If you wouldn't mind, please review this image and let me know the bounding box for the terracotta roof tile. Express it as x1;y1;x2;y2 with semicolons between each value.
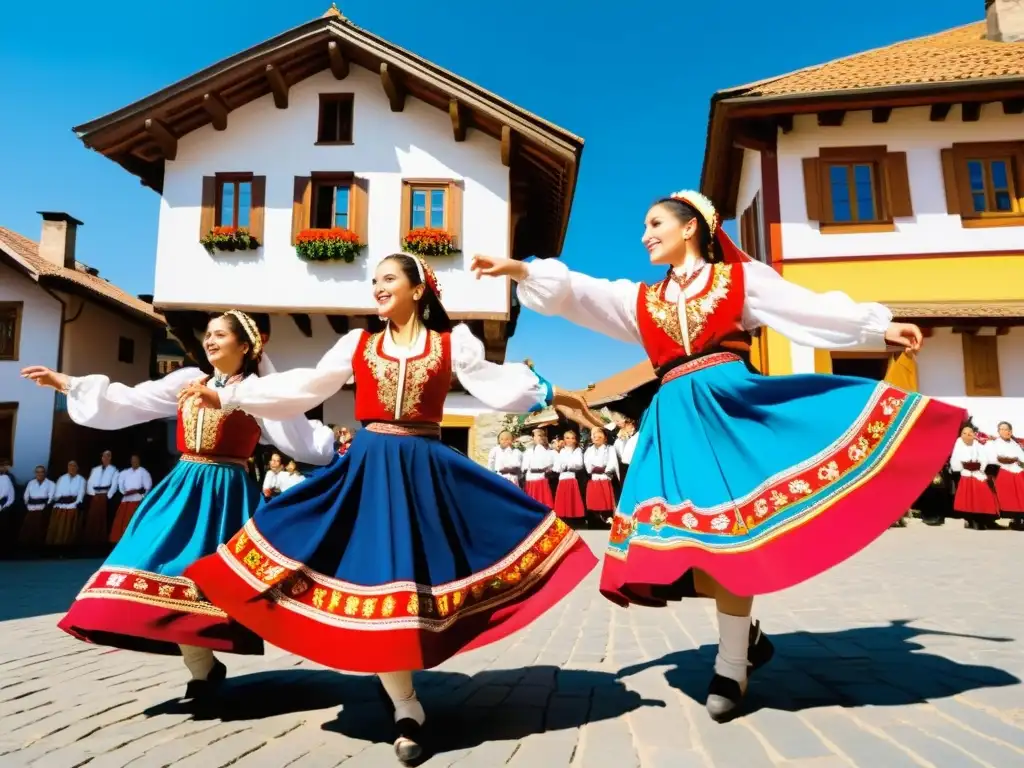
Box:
0;226;164;325
736;22;1024;97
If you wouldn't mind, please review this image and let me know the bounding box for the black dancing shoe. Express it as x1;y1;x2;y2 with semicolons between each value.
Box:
182;659;226;701
748;619;774;673
705;673;747;723
394;717;425;765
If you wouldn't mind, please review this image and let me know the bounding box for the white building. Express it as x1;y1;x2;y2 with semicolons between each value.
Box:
0;214;165;478
701;3;1024;435
71;5;583;462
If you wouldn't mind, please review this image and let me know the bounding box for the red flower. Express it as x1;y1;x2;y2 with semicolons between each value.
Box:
296;227;361;245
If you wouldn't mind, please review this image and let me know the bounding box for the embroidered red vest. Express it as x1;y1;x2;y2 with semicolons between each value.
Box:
176;377;262;459
352;329;452;423
636;262;751;371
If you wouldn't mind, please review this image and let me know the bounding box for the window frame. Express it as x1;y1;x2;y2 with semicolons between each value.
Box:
310;172;356;231
0;302;23;362
316;93;355;145
818;146;890;232
399;178;462;245
214;172;255;230
291;173;369;247
948;142;1024;228
0;402;16;466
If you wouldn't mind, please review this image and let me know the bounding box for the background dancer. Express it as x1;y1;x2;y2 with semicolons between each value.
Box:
21;311;335;700
184;254;598;765
471;189;964;722
951;424;999;530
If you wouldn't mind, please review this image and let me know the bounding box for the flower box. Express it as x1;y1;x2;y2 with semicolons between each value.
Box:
295;228;364;263
401;228;458;258
200;226;259;254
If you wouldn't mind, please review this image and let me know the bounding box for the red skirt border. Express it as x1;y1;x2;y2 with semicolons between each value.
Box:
953;476;999;516
994;470;1024;513
57;566;263;655
554;479;585;519
185;512;596;672
524;478;554;507
586;478;616;512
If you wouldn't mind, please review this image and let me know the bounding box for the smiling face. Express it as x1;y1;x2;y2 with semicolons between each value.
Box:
532;429;548;448
563;432;577;448
499;431;513;449
204;316;249;372
373;258;423;322
591;427;607;446
642;203;698;266
961;426;975;445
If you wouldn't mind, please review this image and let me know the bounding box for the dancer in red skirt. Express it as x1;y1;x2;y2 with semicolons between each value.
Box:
584;426;619;525
951;424;999;530
990;421;1024;529
522;428;556;506
553;430;585;521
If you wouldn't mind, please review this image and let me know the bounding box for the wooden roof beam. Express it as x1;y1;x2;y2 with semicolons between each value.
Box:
202;93;229;131
289;313;313;337
930;103;951;121
501;126;515;167
961;102;981;122
265;64;289;109
143;118;177;160
871;106;892;123
380;63;406;112
816;110;845;127
327;41;349;80
449;99;467;141
326;314;349;334
777;114;794;134
1003;99;1024;114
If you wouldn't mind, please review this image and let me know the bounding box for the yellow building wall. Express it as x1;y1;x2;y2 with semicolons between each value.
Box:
758;253;1024;374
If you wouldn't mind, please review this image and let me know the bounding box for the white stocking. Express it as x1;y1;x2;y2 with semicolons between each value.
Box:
378;671;425;725
714;612;750;686
179;644;215;680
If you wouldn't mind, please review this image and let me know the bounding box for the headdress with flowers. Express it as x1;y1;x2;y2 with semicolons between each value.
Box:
410;255;443;300
224;309;264;359
666;189;752;264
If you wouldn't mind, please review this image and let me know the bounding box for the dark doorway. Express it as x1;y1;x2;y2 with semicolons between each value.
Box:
441;427;469;455
831;355;890;381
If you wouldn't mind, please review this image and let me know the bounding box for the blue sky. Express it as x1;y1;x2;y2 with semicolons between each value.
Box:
0;1;977;388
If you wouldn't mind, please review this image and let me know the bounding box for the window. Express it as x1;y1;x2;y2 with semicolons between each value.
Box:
0;302;22;361
400;179;463;245
199;175;266;242
291;174;369;246
317;94;354;144
942;142;1024;227
739;194;765;262
0;403;15;466
962;333;1002;397
802;146;913;232
118;337;135;364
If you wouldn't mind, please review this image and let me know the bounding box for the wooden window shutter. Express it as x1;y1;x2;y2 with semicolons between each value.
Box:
352;176;369;245
940;149;961;216
884;152;913;218
249;176;266;243
447;180;463;247
200;176;216;239
802;157;822;221
962;334;1002;397
291;176;311;245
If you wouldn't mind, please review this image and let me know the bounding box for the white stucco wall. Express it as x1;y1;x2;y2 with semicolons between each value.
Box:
776;105;1024;259
59;295;153;385
0;266;61;477
155;68;511;317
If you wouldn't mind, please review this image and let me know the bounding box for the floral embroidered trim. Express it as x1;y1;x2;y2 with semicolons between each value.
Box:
643;263;731;352
179;453;249;467
608;387;916;548
73;566;226;618
362;330;446;419
660;352;741;384
216;513;577;631
364;422;441;437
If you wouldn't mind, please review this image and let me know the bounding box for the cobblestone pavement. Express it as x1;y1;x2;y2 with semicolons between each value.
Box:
2;520;1023;767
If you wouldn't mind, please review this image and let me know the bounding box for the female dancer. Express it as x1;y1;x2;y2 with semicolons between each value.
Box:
21;311;336;698
990;421;1024;529
184;254;598;765
584;425;619;526
471;190;965;722
950;424;999;529
553;430;586;521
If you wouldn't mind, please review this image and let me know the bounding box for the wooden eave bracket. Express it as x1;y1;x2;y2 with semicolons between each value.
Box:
449;99;467;141
265;64;289;109
328;41;350;79
380;63;406;112
144;118;177;160
501;125;515;167
202;93;229;130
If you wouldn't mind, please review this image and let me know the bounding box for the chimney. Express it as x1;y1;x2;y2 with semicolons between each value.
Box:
986;0;1024;42
38;212;84;270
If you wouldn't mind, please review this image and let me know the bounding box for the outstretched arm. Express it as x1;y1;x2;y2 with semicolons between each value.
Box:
471;255;642;344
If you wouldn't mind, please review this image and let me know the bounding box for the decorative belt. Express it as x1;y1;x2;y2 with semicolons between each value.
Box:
499;467;520;474
364;421;441;438
93;486;111;492
659;351;743;386
962;461;982;471
27;497;49;504
997;457;1020;465
180;453;249;468
54;496;78;504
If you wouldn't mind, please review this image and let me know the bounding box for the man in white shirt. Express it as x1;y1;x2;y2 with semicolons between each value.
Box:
19;465;55;552
488;431;523;485
263;453;285;500
0;462;15;557
111;454;153;543
83;450;119;546
0;464;14;513
47;461;87;547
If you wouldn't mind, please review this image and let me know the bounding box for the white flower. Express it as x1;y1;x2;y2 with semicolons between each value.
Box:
682;513;698;529
710;514;731;531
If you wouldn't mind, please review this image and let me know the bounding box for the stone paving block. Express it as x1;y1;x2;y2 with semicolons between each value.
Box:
637;746;709;768
504;728;578;767
929;697;1024;748
881;723;988;766
743;708;833;760
575;717;639;768
799;712;921;767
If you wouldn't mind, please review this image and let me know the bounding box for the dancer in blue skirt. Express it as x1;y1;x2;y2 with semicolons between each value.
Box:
471;190;965;722
186;254;598;764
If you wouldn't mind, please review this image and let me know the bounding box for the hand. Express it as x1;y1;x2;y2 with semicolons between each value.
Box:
884;322;924;353
552;387;604;430
20;366;70;392
470;254;528;282
177;382;222;411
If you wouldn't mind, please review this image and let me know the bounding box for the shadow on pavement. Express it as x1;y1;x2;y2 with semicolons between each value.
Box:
143;665;663;759
0;558;100;622
617;619;1020;714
